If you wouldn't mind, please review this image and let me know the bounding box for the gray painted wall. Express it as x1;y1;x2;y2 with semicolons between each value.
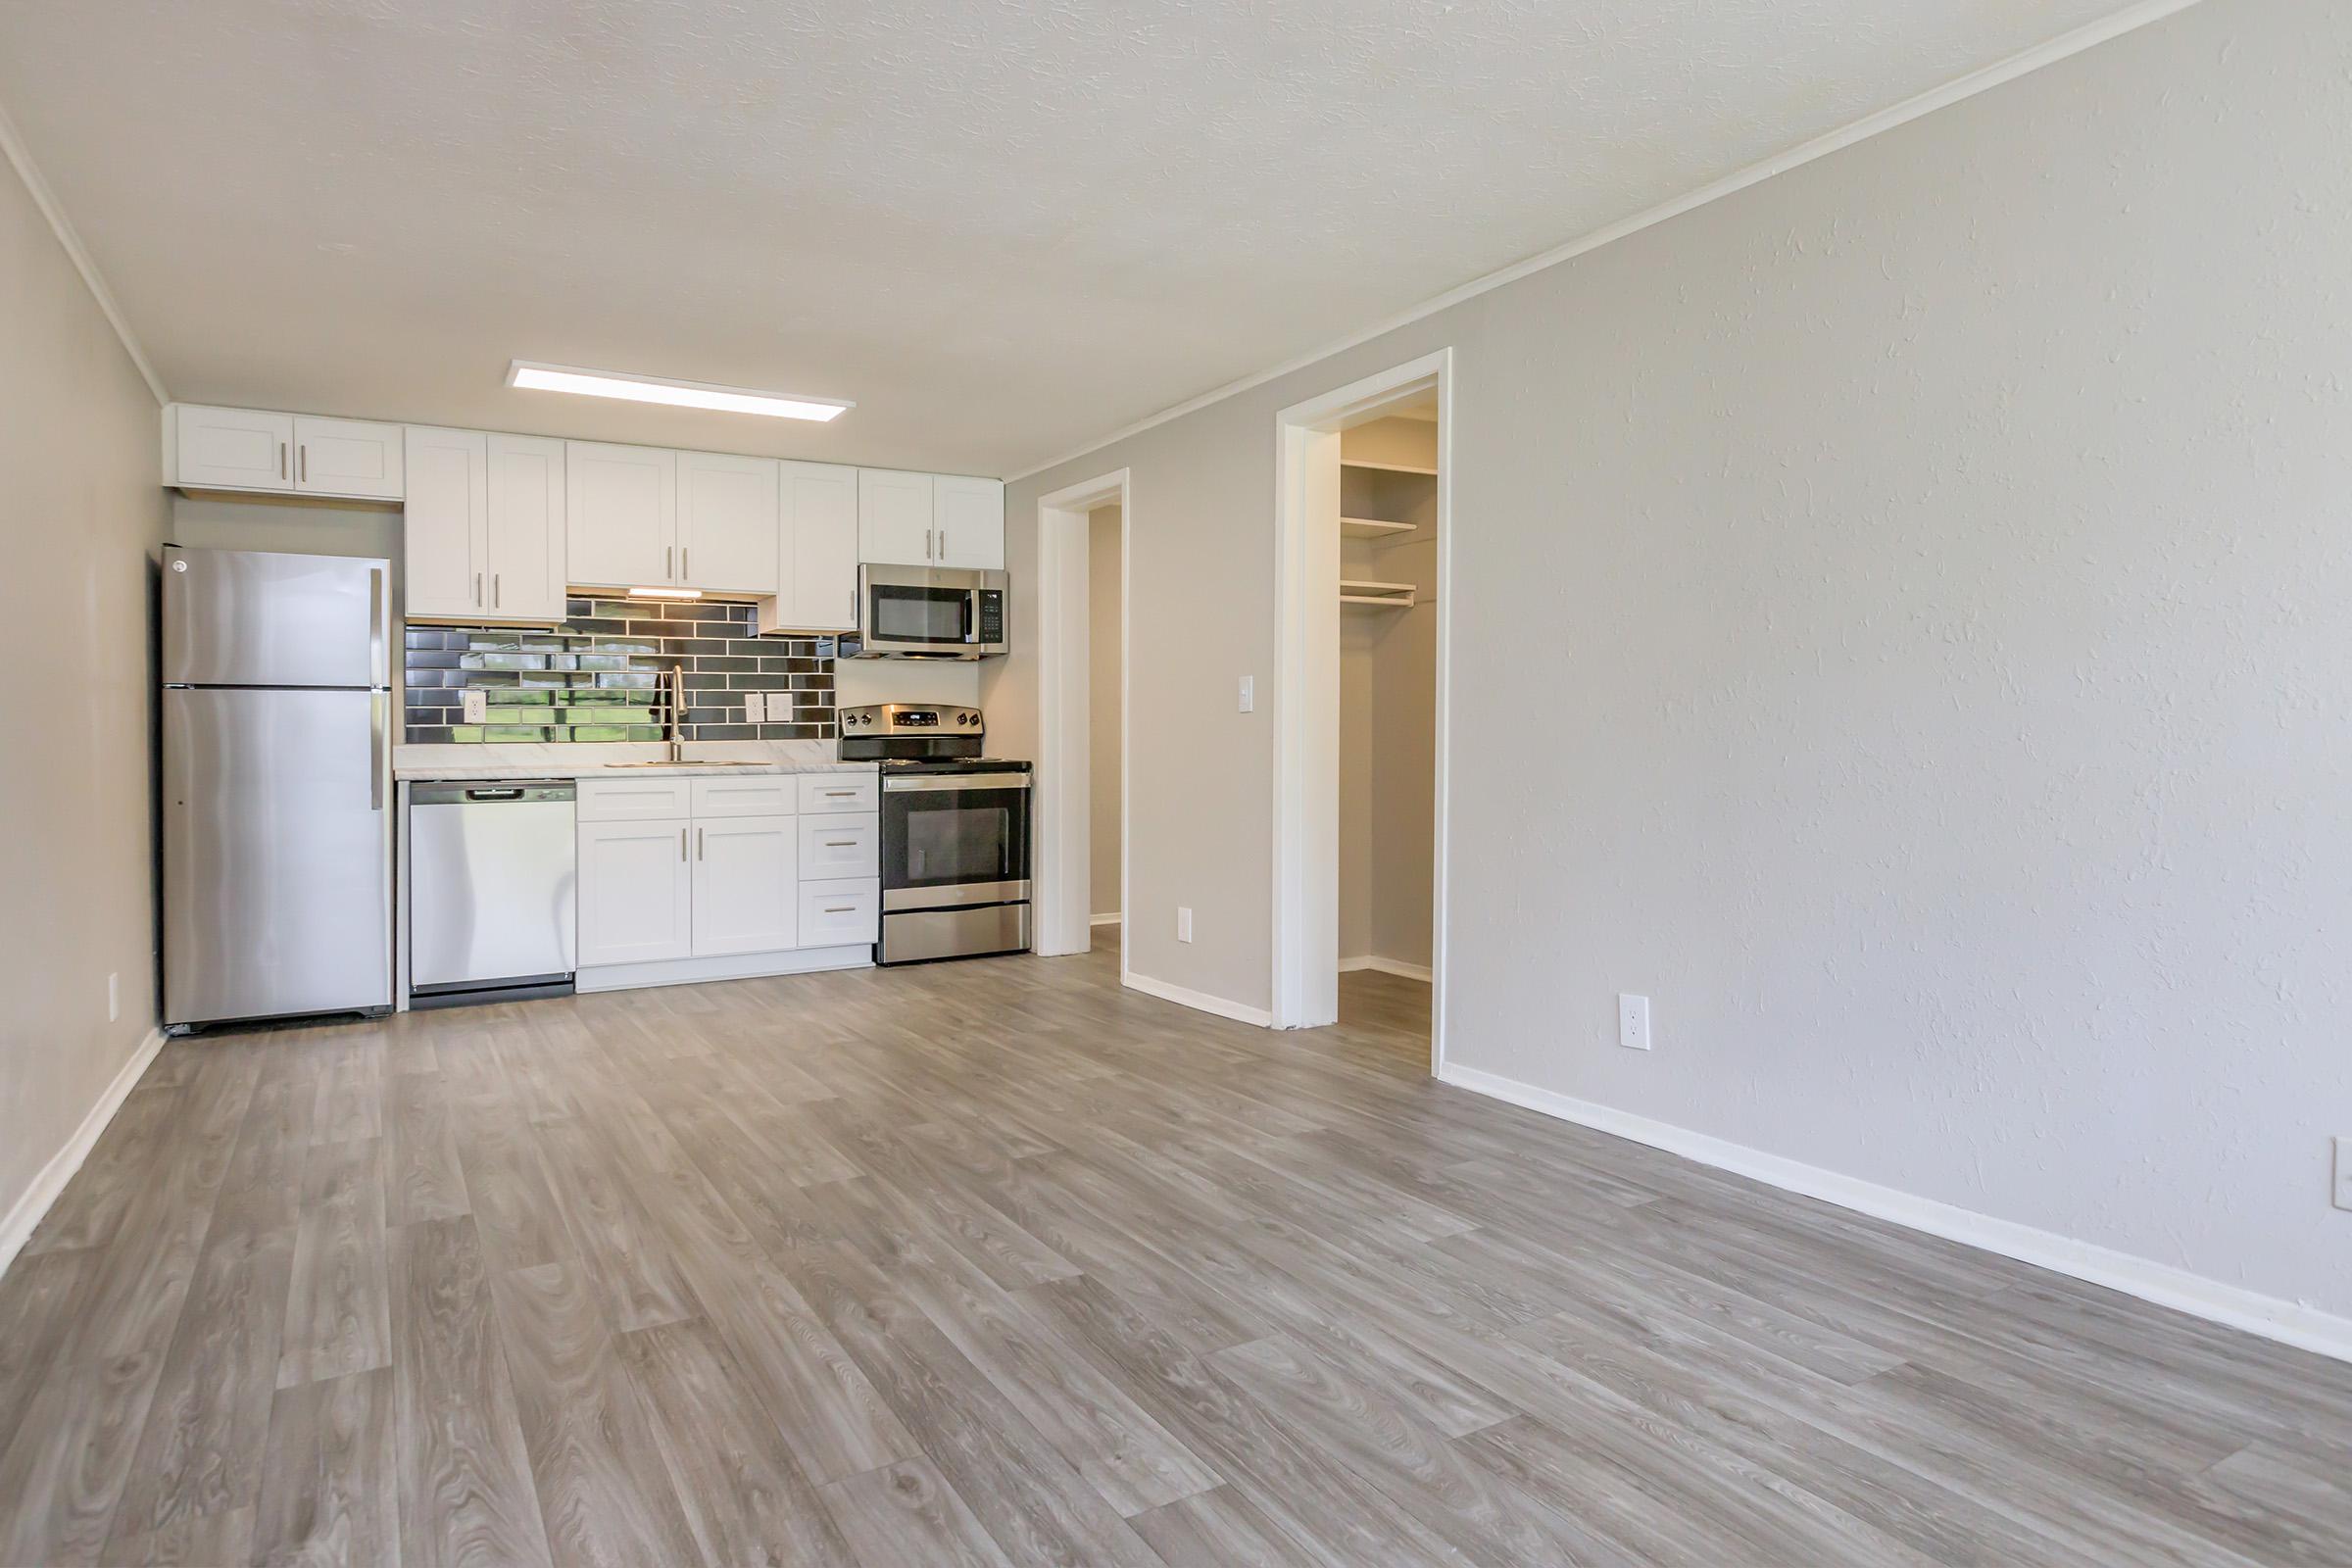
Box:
0;150;170;1244
991;0;2352;1318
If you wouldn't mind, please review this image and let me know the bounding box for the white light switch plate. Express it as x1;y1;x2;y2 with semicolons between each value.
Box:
1177;906;1194;943
461;689;488;724
2334;1137;2352;1212
1238;675;1254;713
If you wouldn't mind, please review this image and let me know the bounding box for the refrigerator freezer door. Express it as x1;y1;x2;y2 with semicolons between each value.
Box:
164;687;392;1025
163;546;389;688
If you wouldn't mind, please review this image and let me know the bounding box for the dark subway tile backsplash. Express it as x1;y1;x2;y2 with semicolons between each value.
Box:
402;595;838;744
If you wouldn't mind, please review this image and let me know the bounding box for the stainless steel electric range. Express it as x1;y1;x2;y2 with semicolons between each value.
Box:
838;704;1031;964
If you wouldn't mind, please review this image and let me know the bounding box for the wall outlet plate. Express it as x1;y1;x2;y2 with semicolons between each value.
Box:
1619;994;1651;1051
461;689;488;724
749;692;774;723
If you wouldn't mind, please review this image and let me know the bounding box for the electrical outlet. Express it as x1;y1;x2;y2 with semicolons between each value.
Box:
750;692;775;723
1238;675;1254;713
107;972;120;1023
1618;994;1651;1051
461;689;488;724
1177;906;1194;943
2334;1138;2352;1212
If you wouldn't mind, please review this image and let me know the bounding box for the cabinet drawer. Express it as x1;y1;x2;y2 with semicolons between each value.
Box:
798;812;879;878
576;775;694;821
798;771;878;814
799;878;879;946
691;775;798;818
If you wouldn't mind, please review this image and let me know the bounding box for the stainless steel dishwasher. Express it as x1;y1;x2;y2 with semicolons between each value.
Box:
408;779;577;1007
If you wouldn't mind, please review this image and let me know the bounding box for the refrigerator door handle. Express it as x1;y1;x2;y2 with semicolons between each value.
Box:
369;693;386;810
368;565;385;684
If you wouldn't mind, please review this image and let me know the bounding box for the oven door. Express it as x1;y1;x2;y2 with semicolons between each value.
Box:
880;772;1031;909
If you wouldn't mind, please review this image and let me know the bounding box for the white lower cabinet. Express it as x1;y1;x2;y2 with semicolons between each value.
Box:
798;812;879;879
800;878;879;946
577;817;694;965
573;770;880;989
692;814;799;956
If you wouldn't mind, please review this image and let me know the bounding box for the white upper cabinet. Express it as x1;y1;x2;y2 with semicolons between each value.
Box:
779;461;859;631
405;429;567;623
171;406;294;491
483;434;568;621
294;416;404;499
565;441;676;588
858;468;934;564
676;450;779;595
402;427;488;620
933;474;1005;569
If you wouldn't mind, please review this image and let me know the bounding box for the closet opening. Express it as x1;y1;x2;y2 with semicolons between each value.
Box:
1270;348;1450;1076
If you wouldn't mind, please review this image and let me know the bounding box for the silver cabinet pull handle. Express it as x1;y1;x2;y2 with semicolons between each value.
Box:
474;571;483;606
278;441;288;479
940;527;947;561
679;827;687;861
666;544;674;580
925;527;933;560
824;839;855;848
822;789;855;797
682;547;689;579
823;906;855;914
697;827;706;860
299;444;308;482
493;572;501;608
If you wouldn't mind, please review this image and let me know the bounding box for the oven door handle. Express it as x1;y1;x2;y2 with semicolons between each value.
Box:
882;772;1032;792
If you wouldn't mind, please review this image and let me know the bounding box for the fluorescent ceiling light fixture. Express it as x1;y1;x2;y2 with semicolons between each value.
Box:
626;585;705;600
506;360;852;421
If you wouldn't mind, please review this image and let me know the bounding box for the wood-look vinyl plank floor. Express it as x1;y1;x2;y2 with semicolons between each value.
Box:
1;933;2347;1565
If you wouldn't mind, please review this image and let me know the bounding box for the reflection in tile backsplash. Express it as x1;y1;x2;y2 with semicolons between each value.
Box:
403;596;835;744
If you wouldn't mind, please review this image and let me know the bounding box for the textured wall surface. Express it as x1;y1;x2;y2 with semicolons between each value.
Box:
0;0;2139;473
995;0;2352;1316
0;148;169;1237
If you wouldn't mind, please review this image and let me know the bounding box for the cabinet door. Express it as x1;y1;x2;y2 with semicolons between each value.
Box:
174;405;293;491
780;461;859;630
932;474;1004;569
692;814;798;956
401;427;486;619
577;817;693;966
676;450;779;594
485;434;568;620
565;441;676;587
295;416;404;499
858;468;935;564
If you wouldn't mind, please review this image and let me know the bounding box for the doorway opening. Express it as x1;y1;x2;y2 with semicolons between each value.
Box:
1272;350;1452;1075
1086;501;1124;966
1031;468;1130;981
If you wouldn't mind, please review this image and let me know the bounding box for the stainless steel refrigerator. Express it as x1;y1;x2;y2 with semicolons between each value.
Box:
163;546;393;1028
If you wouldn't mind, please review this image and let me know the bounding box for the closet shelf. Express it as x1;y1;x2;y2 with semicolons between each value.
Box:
1341;459;1439;477
1340;516;1417;541
1340;579;1416;608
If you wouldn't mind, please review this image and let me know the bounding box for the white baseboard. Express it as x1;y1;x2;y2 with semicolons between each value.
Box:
575;946;871;994
1340;955;1433;982
1090;913;1123;927
1123;970;1273;1027
1436;1061;2352;1367
0;1025;166;1276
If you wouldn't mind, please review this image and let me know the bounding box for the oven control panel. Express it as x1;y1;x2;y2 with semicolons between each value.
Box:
840;704;984;732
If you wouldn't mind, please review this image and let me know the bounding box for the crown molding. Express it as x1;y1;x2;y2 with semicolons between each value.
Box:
0;93;167;406
1004;0;2204;485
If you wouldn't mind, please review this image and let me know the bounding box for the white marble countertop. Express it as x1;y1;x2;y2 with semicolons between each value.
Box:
393;739;872;781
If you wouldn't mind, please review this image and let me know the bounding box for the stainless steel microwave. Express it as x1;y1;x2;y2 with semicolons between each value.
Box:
841;564;1008;660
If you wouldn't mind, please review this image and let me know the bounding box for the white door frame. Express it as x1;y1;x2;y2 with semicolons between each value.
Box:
1032;468;1131;973
1270;349;1453;1075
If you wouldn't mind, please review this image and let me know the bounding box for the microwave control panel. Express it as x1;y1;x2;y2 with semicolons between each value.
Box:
977;590;1005;644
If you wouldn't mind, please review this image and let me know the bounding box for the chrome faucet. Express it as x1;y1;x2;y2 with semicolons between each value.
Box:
664;663;687;762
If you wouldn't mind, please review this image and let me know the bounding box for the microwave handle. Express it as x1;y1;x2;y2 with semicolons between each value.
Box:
962;588;978;644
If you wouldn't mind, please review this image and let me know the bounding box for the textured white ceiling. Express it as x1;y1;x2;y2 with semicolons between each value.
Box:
0;0;2136;476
